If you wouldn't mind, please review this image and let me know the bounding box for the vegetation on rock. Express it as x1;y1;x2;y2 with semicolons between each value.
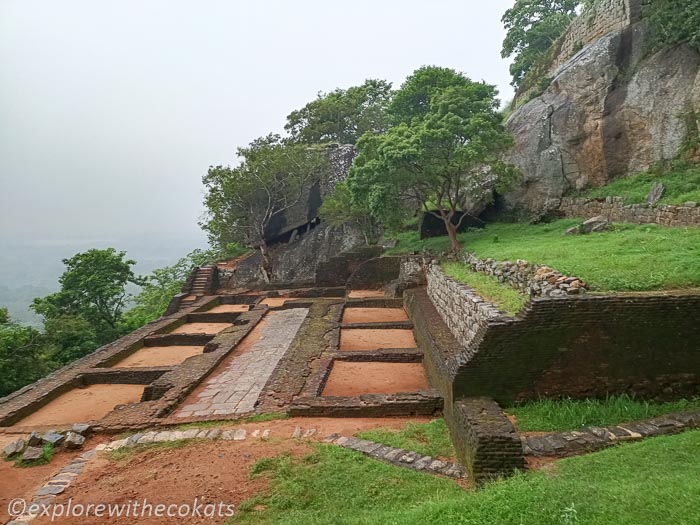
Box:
501;0;581;89
201;134;329;280
647;0;700;53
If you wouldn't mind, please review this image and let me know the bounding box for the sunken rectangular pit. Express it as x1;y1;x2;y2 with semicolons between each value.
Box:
339;328;417;351
9;384;145;427
112;345;205;368
322;361;430;396
342;307;409;324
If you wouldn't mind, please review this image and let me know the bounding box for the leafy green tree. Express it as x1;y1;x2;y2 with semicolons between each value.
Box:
32;248;143;342
0;311;47;397
647;0;700;52
285;79;393;145
201;135;329;280
349;72;520;252
319;181;380;245
42;315;98;366
388;66;476;125
501;0;580;88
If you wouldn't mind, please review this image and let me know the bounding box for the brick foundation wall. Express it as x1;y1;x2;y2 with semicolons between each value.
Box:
447;398;525;483
423;267;700;404
347;256;402;289
559;196;700;227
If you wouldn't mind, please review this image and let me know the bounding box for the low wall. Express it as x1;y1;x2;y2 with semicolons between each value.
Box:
347;256;402;289
559;196;700;227
420;266;700;404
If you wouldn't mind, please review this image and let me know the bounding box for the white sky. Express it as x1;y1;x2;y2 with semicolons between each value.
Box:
0;0;515;242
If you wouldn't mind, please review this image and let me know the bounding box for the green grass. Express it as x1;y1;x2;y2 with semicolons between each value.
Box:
15;443;54;468
388;220;700;292
440;262;528;316
579;166;700;205
508;395;700;432
355;419;455;459
230;430;700;524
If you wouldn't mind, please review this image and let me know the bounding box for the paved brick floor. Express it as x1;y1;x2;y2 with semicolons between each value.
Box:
176;309;309;418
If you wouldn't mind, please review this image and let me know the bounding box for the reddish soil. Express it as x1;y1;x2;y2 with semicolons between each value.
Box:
322;362;429;396
339;328;417;351
0;444;107;523
113;346;205;368
171;322;231;335
31;439;310;525
259;297;288;307
342;307;408;324
11;385;145;428
207;304;251;313
182;295;197;302
347;290;385;298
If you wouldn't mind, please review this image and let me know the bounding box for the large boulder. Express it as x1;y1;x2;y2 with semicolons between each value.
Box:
504;22;700;215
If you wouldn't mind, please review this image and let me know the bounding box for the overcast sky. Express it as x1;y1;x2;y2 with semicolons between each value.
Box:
0;0;515;244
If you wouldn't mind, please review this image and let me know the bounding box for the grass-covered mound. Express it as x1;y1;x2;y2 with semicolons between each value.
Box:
508;395;700;433
577;165;700;205
440;262;528;316
231;430;700;524
388;219;700;292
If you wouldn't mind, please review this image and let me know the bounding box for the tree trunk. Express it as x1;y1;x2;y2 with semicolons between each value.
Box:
444;220;462;253
259;242;273;283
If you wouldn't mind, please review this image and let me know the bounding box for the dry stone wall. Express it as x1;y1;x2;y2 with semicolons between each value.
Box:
559;196;700;226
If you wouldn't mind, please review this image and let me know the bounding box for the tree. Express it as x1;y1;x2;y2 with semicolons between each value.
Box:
32;248;143;342
43;315;98;366
388;66;476;125
285;79;393;145
0;311;47;396
647;0;700;52
501;0;580;88
201;135;329;280
319;181;380;245
348;72;520;252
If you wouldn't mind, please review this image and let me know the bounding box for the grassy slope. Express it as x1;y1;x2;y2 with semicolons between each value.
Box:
508;395;700;432
356;419;455;459
232;430;700;525
388;220;700;291
440;261;528;316
579;166;700;205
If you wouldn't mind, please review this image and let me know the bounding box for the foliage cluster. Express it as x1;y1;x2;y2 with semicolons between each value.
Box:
646;0;700;53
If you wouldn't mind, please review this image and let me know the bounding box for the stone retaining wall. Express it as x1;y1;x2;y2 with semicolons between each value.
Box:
412;277;700;404
559;196;700;227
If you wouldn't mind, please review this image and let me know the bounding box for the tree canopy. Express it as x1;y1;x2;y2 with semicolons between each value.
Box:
31;248;143;342
348;71;519;251
285;79;393;145
501;0;580;88
201;134;329;279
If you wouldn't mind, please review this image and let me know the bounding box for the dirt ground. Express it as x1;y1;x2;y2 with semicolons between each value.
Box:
15;416;429;525
339;328;417;351
171;322;231;335
322;362;429;396
10;385;145;428
347;290;385;298
0;437;109;523
207;304;251;313
259;297;288;308
342;307;408;324
114;346;205;368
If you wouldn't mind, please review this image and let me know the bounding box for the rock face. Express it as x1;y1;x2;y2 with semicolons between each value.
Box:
505;17;700;215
